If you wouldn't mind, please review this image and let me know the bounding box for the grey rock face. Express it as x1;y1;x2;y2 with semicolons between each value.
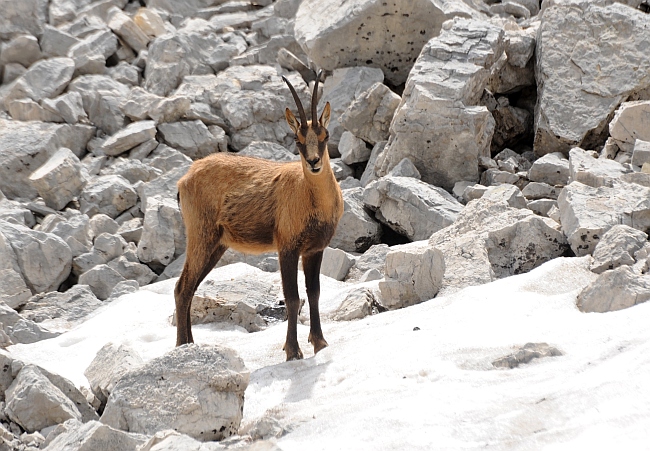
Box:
40;419;148;451
534;2;650;155
590;225;648;274
568;147;631;188
492;343;563;369
102;121;157;157
5;57;75;107
527;152;570;186
345;244;389;282
0;230;31;309
332;287;376;321
0;302;59;345
137;195;186;268
0;0;48;40
101;344;249;442
339;131;370;165
79;175;138;219
0;34;42;68
377;19;503;190
29;148;86;211
340;82;401;145
157;120;226;159
321;247;355;281
577;265;650;313
20;285;102;332
364;175;463;241
329;188;382;253
78;264;126;300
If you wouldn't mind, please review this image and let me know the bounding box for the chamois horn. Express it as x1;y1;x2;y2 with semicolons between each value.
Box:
281;75;307;126
312;71;323;125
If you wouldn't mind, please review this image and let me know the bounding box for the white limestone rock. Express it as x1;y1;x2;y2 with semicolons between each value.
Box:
102;121;157;157
340;82;401;145
85;342;144;407
79;175;138;219
339;131;370;165
78;264;127;301
0;302;59;345
4;57;75;108
100;344;249;442
527;152;570;186
360;141;387;186
577;265;650;313
526;199;557;217
41;91;88;125
157;120;226;159
568;147;631;188
108;7;150;53
521;182;559;200
345;243;389;282
388;158;421;179
482;184;527;209
332;287;376;321
329;188;382;253
41;419;147;451
39;212;93;258
29;148;86;211
0;0;48;40
632;139;650;168
590;225;648;274
609;100;650;152
0;228;31;309
137;195;186;268
321;247;355;281
238;141;298;162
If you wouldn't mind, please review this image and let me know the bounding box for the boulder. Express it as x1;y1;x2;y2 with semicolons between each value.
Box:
101;344;249;442
29;147;86;211
321;247;355;281
480;168;520;186
107;8;150;53
67;29;118;75
39;212;93;258
41;419;148;451
568;147;631;188
590;225;648;274
215;250;280;273
0;302;59;345
577;265;650;313
89;213;119;238
238;141;298;162
388;158;421;179
557;181;650;256
100;158;162;185
137;195;186;268
79;175;138;219
339;131;370;165
360;141;387;187
632;139;650;168
101;121;157;157
135;430;226;451
108;257;157;286
527;152;570;186
0;0;48;40
329;188;382;253
5;57;74;107
40;25;79;58
0;230;31;309
41;91;88;124
294;0;478;85
157;120;227;159
137;166;189;211
492;343;563;369
133;8;167;38
6;97;64;122
332;287;376;321
363;175;463;241
534;2;650;155
377;19;503;190
521;182;559;200
345;244;389;282
482;184;527;209
78;264;127;301
609;100;650;152
526;199;557;217
117;218;143;244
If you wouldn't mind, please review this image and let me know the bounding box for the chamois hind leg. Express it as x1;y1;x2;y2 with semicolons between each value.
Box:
174;232;227;346
279;248;303;361
303;250;328;354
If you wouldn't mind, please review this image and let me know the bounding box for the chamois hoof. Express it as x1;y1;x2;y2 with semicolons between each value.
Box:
308;333;328;354
283;343;304;361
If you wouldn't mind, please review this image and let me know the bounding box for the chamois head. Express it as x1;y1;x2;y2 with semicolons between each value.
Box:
282;72;331;175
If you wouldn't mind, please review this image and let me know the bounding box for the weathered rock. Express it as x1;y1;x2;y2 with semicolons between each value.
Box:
67;75;130;135
102;121;157;157
521;182;559;200
534;2;650;156
79;175;138;219
6;57;75;107
360;141;386;187
632;139;650;168
29;148;86;211
332;287;376;321
133;8;167;38
0;229;31;309
40;25;79;58
379;240;445;309
41;91;88;125
117;217;143;243
377;19;503;190
364;175;463;241
137;195;186;268
487;95;531;152
100;158;162;185
480;168;520;186
84;342;143;407
345;244;389;282
136;430;226;451
340;82;401;145
482;184;527;209
0;0;48;40
321;247;355;281
329;188;381;253
388;157;421;179
568;147;631;188
0;302;59;345
78;264;127;300
108;257;156;286
148;96;192;124
339;131;370;165
137;166;189;211
89;213;119;238
526;199;557;217
590;225;648;274
577;265;650;313
238;141;297;162
0;221;72;294
93;232;127;261
492;343;563;369
157;120;226;159
557;181;650;256
330;158;354;181
39;212;93;258
101;344;249;441
67;29;118;75
108;7;150;53
108;280;139;300
0;34;42;68
41;419;148;451
294;0;478;85
527;152;570;186
215;249;280;273
107;62;141;86
609;100;650;151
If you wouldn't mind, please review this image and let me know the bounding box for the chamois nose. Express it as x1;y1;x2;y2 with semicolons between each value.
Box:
306;157;321;169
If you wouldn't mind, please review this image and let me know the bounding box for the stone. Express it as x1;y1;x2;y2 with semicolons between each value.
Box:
108;8;150;53
339;131;370;165
117;217;143;243
136;430;226;451
79;175;138;219
522;182;559;200
84;342;143;407
294;0;478;85
102;121;157;157
67;29;118;74
340;82;401;145
108;257;156;287
487;96;531;152
78;264;126;300
39;25;79;58
137;195;186;268
346;244;389;282
0;231;31;309
0;221;72;294
148;96;192;124
137;166;189;211
157;120;226;159
120;87;161;121
100;158;162;185
29;148;86;211
321;247;355;281
364;175;463;241
2;62;26;84
0;35;42;68
67;75;130;131
133;8;167;38
107;62;141;86
480;168;520;186
534;2;650;156
492;343;563;369
388;158;421;179
215;250;280;273
5;365;82;433
568;147;631;188
527;152;570;186
379;240;445;309
4;57;75;107
41;91;88;125
330;158;355;181
577;265;650;313
128;139;158;161
526;199;557;217
462;184;488;203
101;344;249;441
590;225;648;274
0;0;48;40
332;287;376;321
0;302;59;345
632;139;650;168
89;214;119;238
6;97;63;122
93;232;127;261
557;181;650;256
109;280;139;299
609;101;650;151
41;419;147;451
40;212;93;258
377;19;503;190
482;184;527;209
20;285;102;333
238;141;297;162
329;188;382;253
360;141;386;187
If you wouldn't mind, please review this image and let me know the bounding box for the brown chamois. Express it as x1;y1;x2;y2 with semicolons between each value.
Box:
174;72;344;361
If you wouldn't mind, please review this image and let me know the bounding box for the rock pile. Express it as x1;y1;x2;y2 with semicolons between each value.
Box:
1;0;650;448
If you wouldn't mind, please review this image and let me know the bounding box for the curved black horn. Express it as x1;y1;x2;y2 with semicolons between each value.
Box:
282;75;307;126
312;71;323;125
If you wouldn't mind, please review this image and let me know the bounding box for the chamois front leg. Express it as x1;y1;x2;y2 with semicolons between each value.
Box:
280;249;303;361
303;250;328;354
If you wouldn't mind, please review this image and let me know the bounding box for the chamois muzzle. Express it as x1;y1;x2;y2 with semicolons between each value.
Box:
306;157;322;173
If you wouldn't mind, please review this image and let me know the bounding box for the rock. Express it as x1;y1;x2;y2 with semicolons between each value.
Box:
108;7;150;53
609;100;650;152
492;343;563;369
590;225;648;274
20;285;102;333
321;247;355;281
345;244;389;282
78;264;127;300
377;19;502;190
102;121;157;157
5;365;82;433
101;344;249;441
89;214;119;238
107;62;141;86
6;97;63;122
632;139;650;168
136;430;226;451
29;148;86;211
157;120;226;159
0;35;42;68
137;166;188;211
482;184;527;209
491;1;531;18
42;419;148;451
215;249;280;273
534;2;650;155
521;182;559;200
41;91;88;125
0;0;48;40
238;141;297;162
0;223;32;309
388;158;421;179
317;67;384;153
294;0;478;85
2;62;27;84
128;139;158;160
527;152;570;186
79;175;138;219
133;8;167;38
363;175;463;241
40;212;93;258
108;257;156;286
340;82;401;145
40;25;80;58
329;188;381;253
148;96;192;124
67;29;118;75
330;158;355;181
84;342;143;407
526;199;557;217
0;302;59;345
137;195;186;268
557;181;650;256
577;265;650;313
339;177;362;190
339;131;370;165
379;240;445;309
480;168;520;186
100;158;162;185
0;221;72;294
117;217;143;243
568;147;631;188
332;287;376;321
360;141;387;186
108;280;139;300
93;232;127;261
487;95;531;152
120;87;161;121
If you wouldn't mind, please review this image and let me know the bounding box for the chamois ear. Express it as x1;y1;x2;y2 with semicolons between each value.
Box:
285;107;300;135
319;102;331;129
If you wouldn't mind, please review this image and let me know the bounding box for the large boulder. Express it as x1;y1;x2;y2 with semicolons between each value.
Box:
29;147;87;211
101;344;249;442
590;225;648;274
0;230;31;309
0;0;48;40
294;0;479;85
376;18;503;190
79;175;138;219
137;195;186;268
577;265;650;313
5;57;75;108
41;419;147;451
329;188;382;253
534;1;650;156
568;147;631;188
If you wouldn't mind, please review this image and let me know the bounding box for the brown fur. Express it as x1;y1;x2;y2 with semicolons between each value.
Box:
174;77;343;361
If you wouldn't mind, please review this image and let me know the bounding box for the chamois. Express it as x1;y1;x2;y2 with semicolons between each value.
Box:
174;72;344;361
